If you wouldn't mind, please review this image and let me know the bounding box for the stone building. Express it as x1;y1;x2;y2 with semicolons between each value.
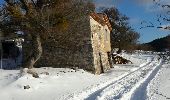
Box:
89;13;112;74
36;12;112;74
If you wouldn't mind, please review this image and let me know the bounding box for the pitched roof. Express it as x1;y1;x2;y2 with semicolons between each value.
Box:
90;13;112;31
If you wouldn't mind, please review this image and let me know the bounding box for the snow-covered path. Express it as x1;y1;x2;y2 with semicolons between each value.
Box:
127;59;163;100
147;63;170;100
69;56;163;100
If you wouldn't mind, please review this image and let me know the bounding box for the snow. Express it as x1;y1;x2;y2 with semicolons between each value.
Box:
122;59;163;100
0;52;169;100
0;66;131;100
147;64;170;100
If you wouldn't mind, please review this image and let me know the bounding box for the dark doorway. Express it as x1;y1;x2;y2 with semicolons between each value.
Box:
2;41;20;59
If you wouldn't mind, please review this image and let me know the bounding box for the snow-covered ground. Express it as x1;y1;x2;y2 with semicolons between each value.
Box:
147;63;170;100
0;52;169;100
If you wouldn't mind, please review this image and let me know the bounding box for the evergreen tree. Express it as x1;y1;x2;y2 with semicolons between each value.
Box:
0;0;95;69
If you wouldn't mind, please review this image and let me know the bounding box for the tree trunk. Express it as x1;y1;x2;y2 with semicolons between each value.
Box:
23;34;42;69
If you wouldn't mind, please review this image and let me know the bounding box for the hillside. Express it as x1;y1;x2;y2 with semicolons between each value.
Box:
144;35;170;52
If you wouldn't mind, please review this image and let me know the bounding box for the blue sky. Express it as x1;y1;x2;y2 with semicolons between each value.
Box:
0;0;3;4
95;0;170;43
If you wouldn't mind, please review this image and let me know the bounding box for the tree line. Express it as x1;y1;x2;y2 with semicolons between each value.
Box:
0;0;140;69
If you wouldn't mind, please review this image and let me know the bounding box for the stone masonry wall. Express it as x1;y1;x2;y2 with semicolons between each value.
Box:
35;16;96;73
90;16;111;74
25;15;111;74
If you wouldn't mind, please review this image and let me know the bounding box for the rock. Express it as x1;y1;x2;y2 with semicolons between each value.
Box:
24;85;30;89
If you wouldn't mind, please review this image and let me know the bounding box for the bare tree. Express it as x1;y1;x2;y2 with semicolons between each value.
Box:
140;0;170;30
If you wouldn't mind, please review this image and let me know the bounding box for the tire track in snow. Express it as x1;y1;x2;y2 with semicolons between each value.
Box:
92;58;161;100
86;61;153;100
67;57;155;100
146;64;170;100
128;59;163;100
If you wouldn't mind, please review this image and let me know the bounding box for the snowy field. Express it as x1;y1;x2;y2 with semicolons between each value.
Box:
0;52;169;100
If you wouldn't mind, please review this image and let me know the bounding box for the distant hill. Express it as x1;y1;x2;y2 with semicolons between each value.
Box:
143;35;170;52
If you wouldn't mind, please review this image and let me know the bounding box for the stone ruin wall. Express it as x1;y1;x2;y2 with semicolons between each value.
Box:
23;15;112;74
90;16;111;74
35;16;96;73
